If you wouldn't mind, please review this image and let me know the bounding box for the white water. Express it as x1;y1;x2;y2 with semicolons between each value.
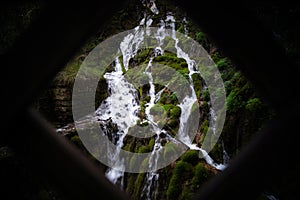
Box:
97;57;141;186
97;3;159;187
70;0;229;198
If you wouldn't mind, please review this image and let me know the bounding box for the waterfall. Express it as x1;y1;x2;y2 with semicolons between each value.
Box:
69;0;228;198
96;11;156;185
97;57;141;186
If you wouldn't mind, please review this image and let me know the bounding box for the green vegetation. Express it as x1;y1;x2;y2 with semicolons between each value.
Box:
149;138;155;150
170;106;181;119
181;150;199;165
226;89;244;113
192;163;210;190
25;1;277;199
209;142;223;163
138;145;150;153
195;32;208;46
246;97;263;112
192;73;203;99
133;173;146;199
216;58;231;70
167;161;193;200
126;175;136;194
163;142;177;160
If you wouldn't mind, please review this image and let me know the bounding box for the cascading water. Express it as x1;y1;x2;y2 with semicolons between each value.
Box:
67;0;228;198
97;56;141;186
164;13;227;171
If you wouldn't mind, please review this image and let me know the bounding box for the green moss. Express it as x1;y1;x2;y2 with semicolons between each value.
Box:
178;25;185;34
153;52;188;80
144;95;151;102
170;106;181;119
134;173;146;199
203;89;210;102
210;52;222;63
226;89;244;113
150;104;167;122
200;120;209;134
136;48;151;63
126;64;148;88
195;32;207;46
167;118;179;129
209;142;223;163
150;104;165;115
216;57;232;70
138;145;150;153
140;100;147;119
163;104;175;113
167;161;193;200
55;60;81;84
192;73;203;99
181;190;194;200
163;142;177;160
141;157;150;169
129;154;137;170
159;92;168;104
178;67;189;76
245;98;262;112
149;138;155;151
170;93;179;104
126;175;136;194
181;150;199;165
201;127;216;150
192;163;210;190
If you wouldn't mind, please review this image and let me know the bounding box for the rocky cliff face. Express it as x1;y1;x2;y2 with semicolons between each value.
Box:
37;77;73;127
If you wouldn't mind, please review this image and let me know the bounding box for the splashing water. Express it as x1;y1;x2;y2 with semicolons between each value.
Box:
69;0;228;198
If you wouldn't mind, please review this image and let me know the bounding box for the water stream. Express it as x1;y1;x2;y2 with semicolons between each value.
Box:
66;0;228;198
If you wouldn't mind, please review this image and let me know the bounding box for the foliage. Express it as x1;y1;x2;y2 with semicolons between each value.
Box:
150;104;165;115
163;142;177;160
192;73;203;99
167;118;179;130
129;154;137;170
245;97;263;112
167;161;193;200
226;89;244;113
209;142;223;163
178;25;185;34
170;106;181;119
216;58;231;70
181;150;199;165
138;145;150;153
203;89;210;102
133;173;146;199
195;32;207;45
126;175;136;194
192;163;210;189
163;104;175;113
149;138;155;151
181;189;194;200
55;60;81;84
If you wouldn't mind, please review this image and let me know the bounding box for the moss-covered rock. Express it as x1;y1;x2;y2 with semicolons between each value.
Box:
166;161;193;200
192;163;211;190
181;150;199;165
133;173;146;199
